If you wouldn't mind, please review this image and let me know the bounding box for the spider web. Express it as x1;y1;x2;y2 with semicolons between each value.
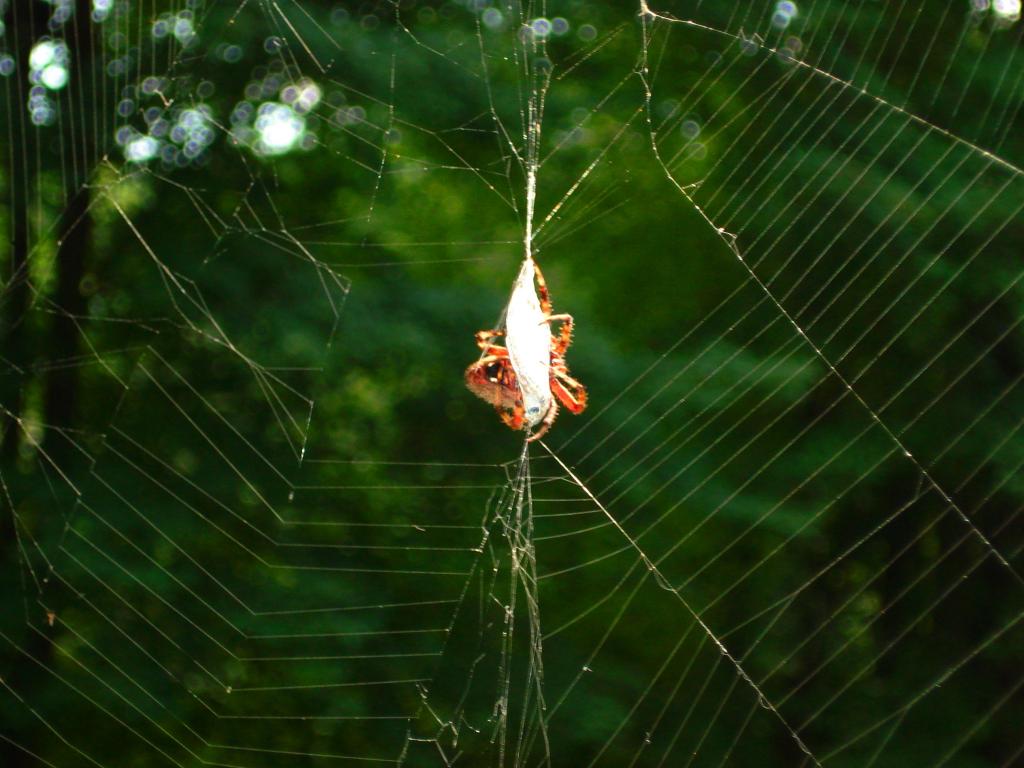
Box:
2;1;1024;767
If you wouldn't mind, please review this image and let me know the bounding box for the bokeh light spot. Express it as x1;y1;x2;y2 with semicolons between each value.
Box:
255;102;305;155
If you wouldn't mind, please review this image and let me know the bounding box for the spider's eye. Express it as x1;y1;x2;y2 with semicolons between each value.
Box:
484;362;501;381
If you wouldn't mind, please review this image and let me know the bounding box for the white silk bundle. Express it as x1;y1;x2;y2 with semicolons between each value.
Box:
504;257;552;429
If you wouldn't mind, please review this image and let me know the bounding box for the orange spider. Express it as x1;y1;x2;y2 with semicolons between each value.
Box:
465;261;587;441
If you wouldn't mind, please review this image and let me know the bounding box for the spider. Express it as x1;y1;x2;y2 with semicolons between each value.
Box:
465;260;587;441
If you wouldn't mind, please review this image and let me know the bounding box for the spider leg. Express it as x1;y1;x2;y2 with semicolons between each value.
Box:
529;262;575;354
550;363;584;391
478;346;509;359
475;329;506;351
470;353;509;368
499;404;525;431
532;261;554;317
543;313;574;356
550;374;587;414
475;335;509;358
527;400;559;442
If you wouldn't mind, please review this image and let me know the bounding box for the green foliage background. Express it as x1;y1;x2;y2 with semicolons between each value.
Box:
1;1;1023;766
